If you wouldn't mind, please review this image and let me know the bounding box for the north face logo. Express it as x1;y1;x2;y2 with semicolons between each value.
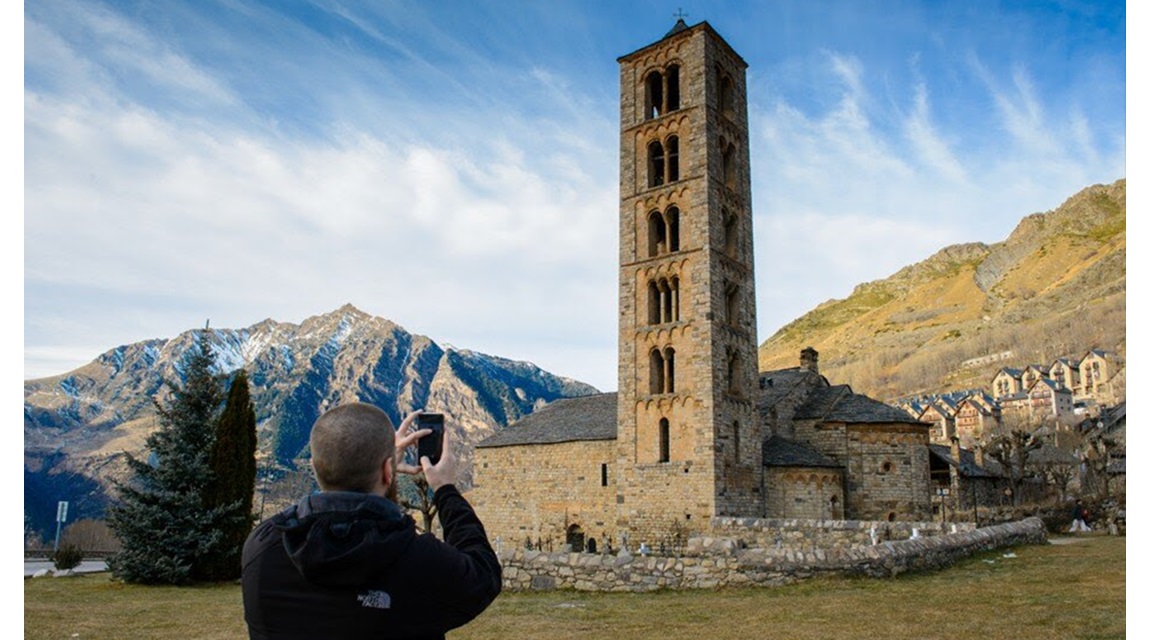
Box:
357;590;392;609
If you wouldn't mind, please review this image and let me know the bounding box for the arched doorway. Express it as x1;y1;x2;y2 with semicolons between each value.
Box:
566;524;585;552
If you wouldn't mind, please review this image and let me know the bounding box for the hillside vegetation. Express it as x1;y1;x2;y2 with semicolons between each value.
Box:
758;179;1126;401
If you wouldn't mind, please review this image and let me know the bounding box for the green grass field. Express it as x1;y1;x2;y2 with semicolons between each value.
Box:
25;534;1125;639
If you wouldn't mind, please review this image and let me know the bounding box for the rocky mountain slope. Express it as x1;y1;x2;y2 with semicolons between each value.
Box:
24;305;597;537
758;179;1126;401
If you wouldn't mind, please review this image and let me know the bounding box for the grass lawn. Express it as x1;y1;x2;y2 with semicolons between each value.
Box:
25;534;1125;639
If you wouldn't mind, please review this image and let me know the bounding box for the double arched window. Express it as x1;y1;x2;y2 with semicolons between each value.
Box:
647;206;680;256
647;277;680;325
647;136;680;188
649;347;676;394
645;64;681;119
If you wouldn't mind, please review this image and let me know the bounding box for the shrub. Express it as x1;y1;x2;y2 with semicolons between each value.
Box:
52;543;84;571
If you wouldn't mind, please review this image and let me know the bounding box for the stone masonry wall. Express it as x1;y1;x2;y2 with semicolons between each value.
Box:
472;440;616;549
497;518;1046;592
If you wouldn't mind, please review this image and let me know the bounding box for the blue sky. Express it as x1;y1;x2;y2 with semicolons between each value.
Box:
23;0;1126;392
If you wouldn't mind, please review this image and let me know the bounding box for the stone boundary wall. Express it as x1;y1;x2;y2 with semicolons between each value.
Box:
497;517;1047;592
702;516;977;553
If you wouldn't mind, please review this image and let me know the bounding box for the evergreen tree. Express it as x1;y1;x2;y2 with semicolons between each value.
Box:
107;333;230;584
198;369;258;581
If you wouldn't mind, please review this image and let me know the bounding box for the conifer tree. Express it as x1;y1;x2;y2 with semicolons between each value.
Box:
198;369;258;581
107;333;230;584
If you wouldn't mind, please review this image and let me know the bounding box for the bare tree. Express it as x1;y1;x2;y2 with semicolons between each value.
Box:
397;474;437;535
983;416;1046;505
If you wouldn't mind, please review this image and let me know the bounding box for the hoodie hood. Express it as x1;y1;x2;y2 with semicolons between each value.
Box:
275;492;416;587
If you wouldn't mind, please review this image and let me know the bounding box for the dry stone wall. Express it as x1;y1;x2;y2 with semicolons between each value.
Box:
497;517;1046;592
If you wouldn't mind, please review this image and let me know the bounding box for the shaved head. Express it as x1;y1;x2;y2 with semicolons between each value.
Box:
309;403;395;493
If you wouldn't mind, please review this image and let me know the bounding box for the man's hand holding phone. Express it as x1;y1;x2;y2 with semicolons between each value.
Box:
416;413;456;491
395;411;456;491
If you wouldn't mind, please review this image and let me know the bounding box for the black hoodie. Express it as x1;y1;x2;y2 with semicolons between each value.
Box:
242;485;501;639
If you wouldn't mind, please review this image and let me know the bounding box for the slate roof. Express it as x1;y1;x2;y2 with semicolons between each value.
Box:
755;367;823;421
928;444;1005;478
475;393;617;448
665;17;689;37
794;385;926;425
762;436;841;468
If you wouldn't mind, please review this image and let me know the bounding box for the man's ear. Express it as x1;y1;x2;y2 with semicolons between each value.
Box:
381;456;394;489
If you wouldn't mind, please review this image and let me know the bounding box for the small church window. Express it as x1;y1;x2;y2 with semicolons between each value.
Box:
719;71;734;119
648;141;665;188
667;64;681;112
667;136;680;182
601;463;608;487
646;71;664;119
659;418;671;462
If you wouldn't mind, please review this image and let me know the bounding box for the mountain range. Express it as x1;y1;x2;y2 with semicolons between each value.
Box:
24;304;596;538
26;178;1125;538
758;178;1126;402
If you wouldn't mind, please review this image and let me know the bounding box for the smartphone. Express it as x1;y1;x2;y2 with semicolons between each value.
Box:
416;413;445;465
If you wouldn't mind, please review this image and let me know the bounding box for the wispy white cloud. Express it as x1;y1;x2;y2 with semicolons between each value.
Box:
23;0;1125;394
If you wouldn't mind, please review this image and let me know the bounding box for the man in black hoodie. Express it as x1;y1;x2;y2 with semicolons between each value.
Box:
242;403;501;639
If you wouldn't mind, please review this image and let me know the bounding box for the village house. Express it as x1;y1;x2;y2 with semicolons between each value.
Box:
990;367;1025;399
1049;356;1080;391
952;395;1001;448
1079;349;1123;404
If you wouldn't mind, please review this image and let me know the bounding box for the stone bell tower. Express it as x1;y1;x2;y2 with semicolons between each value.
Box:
615;19;762;537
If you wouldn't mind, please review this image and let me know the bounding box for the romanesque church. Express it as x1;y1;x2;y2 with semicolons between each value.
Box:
472;20;930;549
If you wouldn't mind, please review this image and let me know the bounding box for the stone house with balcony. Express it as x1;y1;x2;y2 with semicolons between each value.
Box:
953;395;1001;448
991;368;1026;399
1079;349;1123;405
1049;357;1080;391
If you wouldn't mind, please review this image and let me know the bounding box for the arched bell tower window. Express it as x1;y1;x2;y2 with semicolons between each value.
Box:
658;418;671;463
646;71;664;119
718;70;734;119
648;141;666;188
721;138;736;189
645;65;682;120
723;208;737;255
647;206;680;255
647;277;680;324
664;347;676;393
